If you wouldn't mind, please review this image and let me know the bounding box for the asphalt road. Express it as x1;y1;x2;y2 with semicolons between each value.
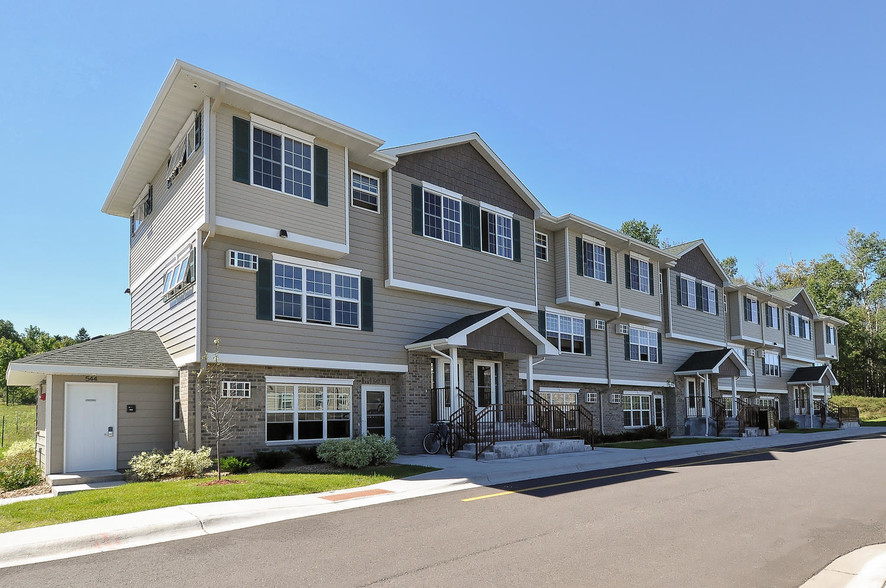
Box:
4;434;886;587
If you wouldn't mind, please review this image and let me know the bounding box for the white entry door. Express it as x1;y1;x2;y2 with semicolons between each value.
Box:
65;383;117;472
362;386;390;438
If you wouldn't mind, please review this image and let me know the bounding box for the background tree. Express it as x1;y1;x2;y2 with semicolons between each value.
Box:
198;339;236;480
75;328;90;343
718;256;739;281
619;219;663;247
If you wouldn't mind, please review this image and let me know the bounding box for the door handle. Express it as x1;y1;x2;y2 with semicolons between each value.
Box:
106;426;114;438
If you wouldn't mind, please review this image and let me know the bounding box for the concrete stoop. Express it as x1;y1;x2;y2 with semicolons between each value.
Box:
46;471;126;495
454;438;591;460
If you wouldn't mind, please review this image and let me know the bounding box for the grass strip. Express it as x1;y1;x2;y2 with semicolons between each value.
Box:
601;437;730;450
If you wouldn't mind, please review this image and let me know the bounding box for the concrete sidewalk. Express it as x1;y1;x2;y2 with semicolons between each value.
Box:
1;426;884;583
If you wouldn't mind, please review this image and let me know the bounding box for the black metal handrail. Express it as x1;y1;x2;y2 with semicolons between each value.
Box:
709;397;727;436
813;399;828;427
826;400;859;425
736;397;759;436
686;394;707;418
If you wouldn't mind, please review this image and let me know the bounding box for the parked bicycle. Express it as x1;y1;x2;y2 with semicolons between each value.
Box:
422;421;461;455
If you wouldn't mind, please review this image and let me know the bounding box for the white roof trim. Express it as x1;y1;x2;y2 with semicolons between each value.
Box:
6;363;178;387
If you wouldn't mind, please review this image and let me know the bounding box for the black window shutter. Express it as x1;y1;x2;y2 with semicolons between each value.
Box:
360;277;373;332
411;185;423;235
538;310;546;335
649;262;655;295
715;288;719;315
695;282;703;310
314;146;328;206
657;332;663;364
676;276;683;306
765;304;771;327
624;254;632;289
481;211;490;252
256;258;273;321
743;297;749;321
232;116;251;184
624;334;631;360
461;202;481;251
144;185;153;216
575;237;584;276
585;318;592;356
605;248;612;283
512;218;521;262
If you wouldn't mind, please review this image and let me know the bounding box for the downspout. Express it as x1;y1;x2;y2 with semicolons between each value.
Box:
202;83;225;247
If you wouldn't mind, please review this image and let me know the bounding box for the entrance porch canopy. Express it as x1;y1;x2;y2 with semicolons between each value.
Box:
674;347;749;378
787;365;839;386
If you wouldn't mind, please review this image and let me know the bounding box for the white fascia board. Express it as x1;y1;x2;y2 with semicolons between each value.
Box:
384;278;536;313
555;295;620;315
665;332;728;347
6;363;179;385
404;338;449;351
272;252;361;276
174;353;198;367
215;217;348;257
610;379;671;387
619;308;664;323
520;373;608;385
783;354;815;364
265;376;354;386
216;353;408;373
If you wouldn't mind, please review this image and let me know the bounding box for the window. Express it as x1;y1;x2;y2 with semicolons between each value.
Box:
273;261;359;328
800;317;810;339
130;185;153;236
763;351;780;376
162;249;195;300
629;256;650;293
744;296;759;323
826;325;835;344
623;394;651;428
252;123;313;200
794;386;807;410
765;304;780;330
482;210;513;259
167;112;202;187
227;250;259;272
266;383;352;442
535;232;548;261
546;311;585;354
173;385;181;421
610;393;622;404
584;241;607;281
351;171;380;212
541;391;578;405
586;392;598;403
629;326;658;363
758;397;776;409
701;283;717;314
788;313;810;339
221;381;251;398
423;188;461;245
679;276;696;308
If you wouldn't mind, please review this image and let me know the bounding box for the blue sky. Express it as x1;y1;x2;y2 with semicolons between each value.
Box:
1;1;884;338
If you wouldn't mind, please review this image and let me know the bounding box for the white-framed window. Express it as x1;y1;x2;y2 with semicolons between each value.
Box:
351;170;380;212
765;303;780;330
252;120;314;200
763;351;780;376
701;283;717;314
744;296;759;324
535;232;548;261
541;390;578;405
227;249;259;272
221;381;251;399
610;393;622;404
423;187;461;245
482;209;513;259
173;384;181;421
162;248;195;300
167;111;202;187
758;396;776;409
800;317;810;339
826;325;836;344
130;184;153;236
623;393;651;428
273;261;360;328
546;311;585;354
266;383;352;442
679;276;697;308
788;313;810;339
584;241;607;281
793;386;808;410
629;256;650;293
629;326;659;363
586;392;598;403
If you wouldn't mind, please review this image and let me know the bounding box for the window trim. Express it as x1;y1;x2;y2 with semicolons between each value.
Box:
744;296;759;324
421;183;462;246
628;255;651;294
545;309;586;355
762;351;780;377
622;392;652;429
481;206;514;260
583;239;607;282
272;258;361;329
535;231;549;262
628;325;659;363
227;249;259;272
130;184;153;237
221;381;251;399
265;382;353;444
249;114;316;201
679;275;697;308
162;248;195;301
350;170;380;213
172;384;181;421
700;281;717;314
765;303;781;330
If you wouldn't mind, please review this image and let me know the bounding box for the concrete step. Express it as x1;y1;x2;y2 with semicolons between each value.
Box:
454;438;591;460
53;480;127;496
47;470;125;487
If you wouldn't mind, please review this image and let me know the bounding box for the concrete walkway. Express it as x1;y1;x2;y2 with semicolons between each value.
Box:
1;426;884;585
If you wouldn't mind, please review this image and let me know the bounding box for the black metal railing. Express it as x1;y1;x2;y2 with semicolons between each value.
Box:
736;397;759;436
686;394;707;418
813;399;828;427
709;397;727;436
430;387;476;456
825;399;859;426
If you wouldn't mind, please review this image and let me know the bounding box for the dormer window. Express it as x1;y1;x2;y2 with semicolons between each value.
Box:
166;111;202;187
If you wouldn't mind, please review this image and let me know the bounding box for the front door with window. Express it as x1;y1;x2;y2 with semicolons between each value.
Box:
65;383;117;472
362;386;390;438
474;361;499;409
653;394;664;427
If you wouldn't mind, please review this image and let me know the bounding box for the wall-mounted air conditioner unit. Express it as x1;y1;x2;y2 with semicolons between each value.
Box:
610;393;622;404
756;349;766;358
593;319;606;331
615;324;630;335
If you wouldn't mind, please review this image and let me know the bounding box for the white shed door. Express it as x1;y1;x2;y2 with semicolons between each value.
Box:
65;383;117;472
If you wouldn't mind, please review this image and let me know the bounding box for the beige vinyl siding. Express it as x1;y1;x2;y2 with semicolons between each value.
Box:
533;319;607;381
390;171;536;308
727;291;743;340
554;230;568;301
617;254;662;319
785;326;816;360
669;272;727;344
762;305;784;346
130;240;198;361
49;376;174;473
215;104;347;248
609;321;671;383
567;232;618;308
536;233;557;308
130;151;205;284
816;322;839;359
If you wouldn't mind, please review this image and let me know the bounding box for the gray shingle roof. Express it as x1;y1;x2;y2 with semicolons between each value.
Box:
663;239;703;257
13;330;176;371
771;287;804;302
412;309;502;344
787;365;830;384
675;348;733;373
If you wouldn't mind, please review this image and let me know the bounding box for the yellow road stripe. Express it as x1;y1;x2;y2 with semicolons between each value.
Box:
461;440;850;502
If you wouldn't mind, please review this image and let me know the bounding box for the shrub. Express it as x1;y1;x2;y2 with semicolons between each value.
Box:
0;442;42;491
291;445;321;464
778;418;798;430
591;425;670;445
317;435;399;469
254;449;291;470
127;447;212;481
219;456;251;474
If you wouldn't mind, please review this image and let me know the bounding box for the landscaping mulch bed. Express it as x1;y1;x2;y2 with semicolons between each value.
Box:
0;480;52;500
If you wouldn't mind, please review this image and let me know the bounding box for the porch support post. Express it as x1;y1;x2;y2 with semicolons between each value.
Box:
526;355;535;423
731;377;737;415
449;346;459;411
808;385;814;420
704;374;711;436
825;384;831;404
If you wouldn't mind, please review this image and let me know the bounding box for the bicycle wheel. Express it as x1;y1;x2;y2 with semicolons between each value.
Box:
445;431;462;456
422;431;442;454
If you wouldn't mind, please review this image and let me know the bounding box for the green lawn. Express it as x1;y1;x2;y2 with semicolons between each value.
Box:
0;464;433;534
601;437;729;450
780;428;828;434
832;395;886;423
0;404;36;457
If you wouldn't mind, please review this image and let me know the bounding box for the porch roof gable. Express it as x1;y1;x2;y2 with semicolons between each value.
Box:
674;347;749;376
787;365;839;386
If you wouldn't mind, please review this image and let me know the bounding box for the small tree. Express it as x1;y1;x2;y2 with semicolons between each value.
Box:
197;339;236;480
619;219;663;247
